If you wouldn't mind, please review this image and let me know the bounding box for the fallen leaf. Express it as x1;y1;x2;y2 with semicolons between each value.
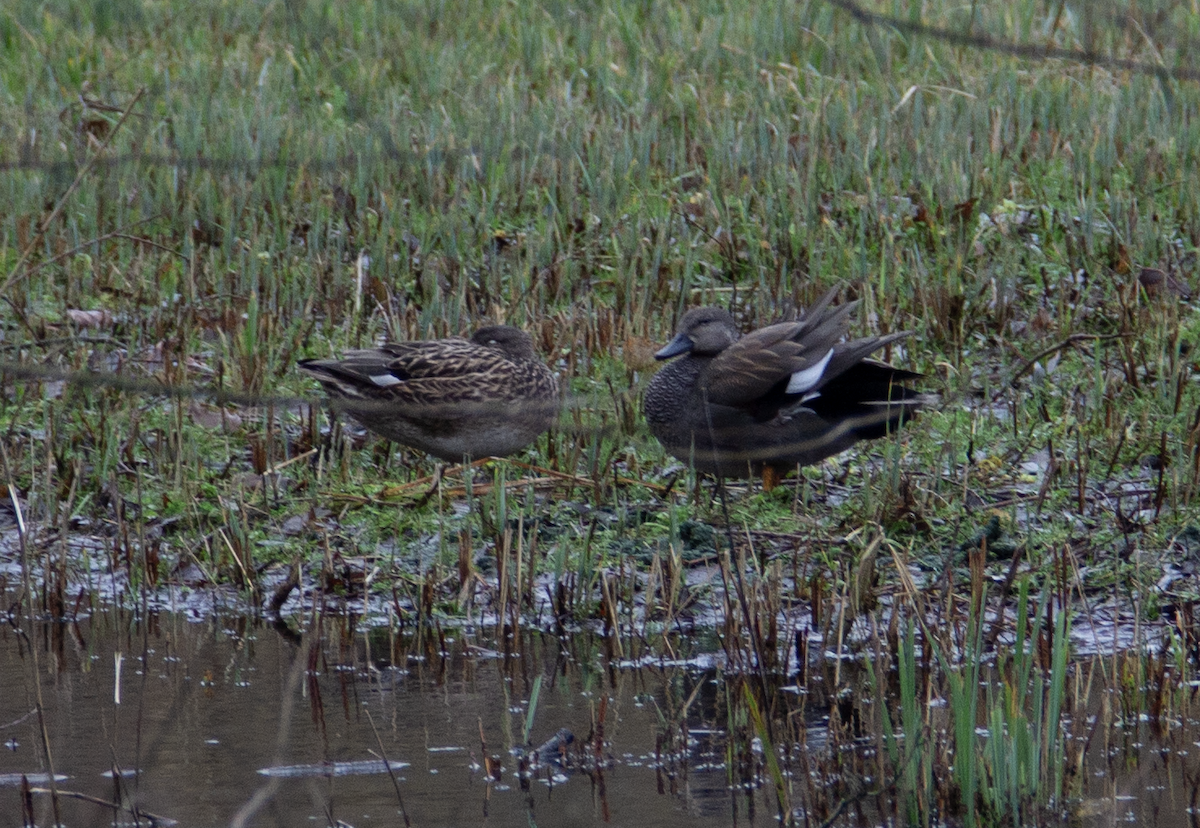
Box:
1138;267;1191;299
65;309;113;328
952;197;978;226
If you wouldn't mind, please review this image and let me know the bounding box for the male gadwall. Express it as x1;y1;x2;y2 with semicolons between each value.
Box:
643;291;923;482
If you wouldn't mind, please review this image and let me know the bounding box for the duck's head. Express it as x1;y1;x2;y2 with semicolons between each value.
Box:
656;307;739;359
472;325;537;359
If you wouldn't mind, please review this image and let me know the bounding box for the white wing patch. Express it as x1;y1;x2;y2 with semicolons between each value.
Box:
785;349;833;394
369;374;405;387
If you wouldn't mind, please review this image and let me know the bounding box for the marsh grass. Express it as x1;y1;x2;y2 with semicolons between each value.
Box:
4;0;1200;824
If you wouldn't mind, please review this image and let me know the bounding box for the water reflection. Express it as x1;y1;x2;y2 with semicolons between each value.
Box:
0;609;759;827
3;601;1200;827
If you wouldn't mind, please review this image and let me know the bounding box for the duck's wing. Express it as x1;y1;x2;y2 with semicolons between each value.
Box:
701;299;856;406
816;331;913;391
299;340;526;409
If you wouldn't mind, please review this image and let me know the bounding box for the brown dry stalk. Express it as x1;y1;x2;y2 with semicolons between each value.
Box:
0;88;146;299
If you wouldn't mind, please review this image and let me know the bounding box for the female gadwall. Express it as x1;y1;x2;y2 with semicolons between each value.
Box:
299;326;558;461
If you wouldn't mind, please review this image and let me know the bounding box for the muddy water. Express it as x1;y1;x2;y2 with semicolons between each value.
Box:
0;608;753;827
2;601;1199;828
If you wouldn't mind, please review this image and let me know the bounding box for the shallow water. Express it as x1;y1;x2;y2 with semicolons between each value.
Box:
0;608;759;827
2;596;1199;827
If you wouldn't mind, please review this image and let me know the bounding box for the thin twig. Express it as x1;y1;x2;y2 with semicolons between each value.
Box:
0;442;62;825
0;88;146;299
365;710;412;827
823;0;1200;83
999;333;1127;397
27;787;174;827
19;214;174;280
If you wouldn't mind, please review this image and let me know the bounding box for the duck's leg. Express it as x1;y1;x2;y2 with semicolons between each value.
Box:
414;463;445;507
761;465;781;493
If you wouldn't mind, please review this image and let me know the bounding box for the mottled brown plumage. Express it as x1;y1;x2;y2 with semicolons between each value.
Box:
643;291;923;478
299;326;559;461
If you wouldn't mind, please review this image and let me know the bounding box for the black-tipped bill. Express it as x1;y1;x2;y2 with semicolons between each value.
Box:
655;333;694;360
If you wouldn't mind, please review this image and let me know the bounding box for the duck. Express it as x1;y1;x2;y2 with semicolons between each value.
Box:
642;290;923;483
298;325;559;462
